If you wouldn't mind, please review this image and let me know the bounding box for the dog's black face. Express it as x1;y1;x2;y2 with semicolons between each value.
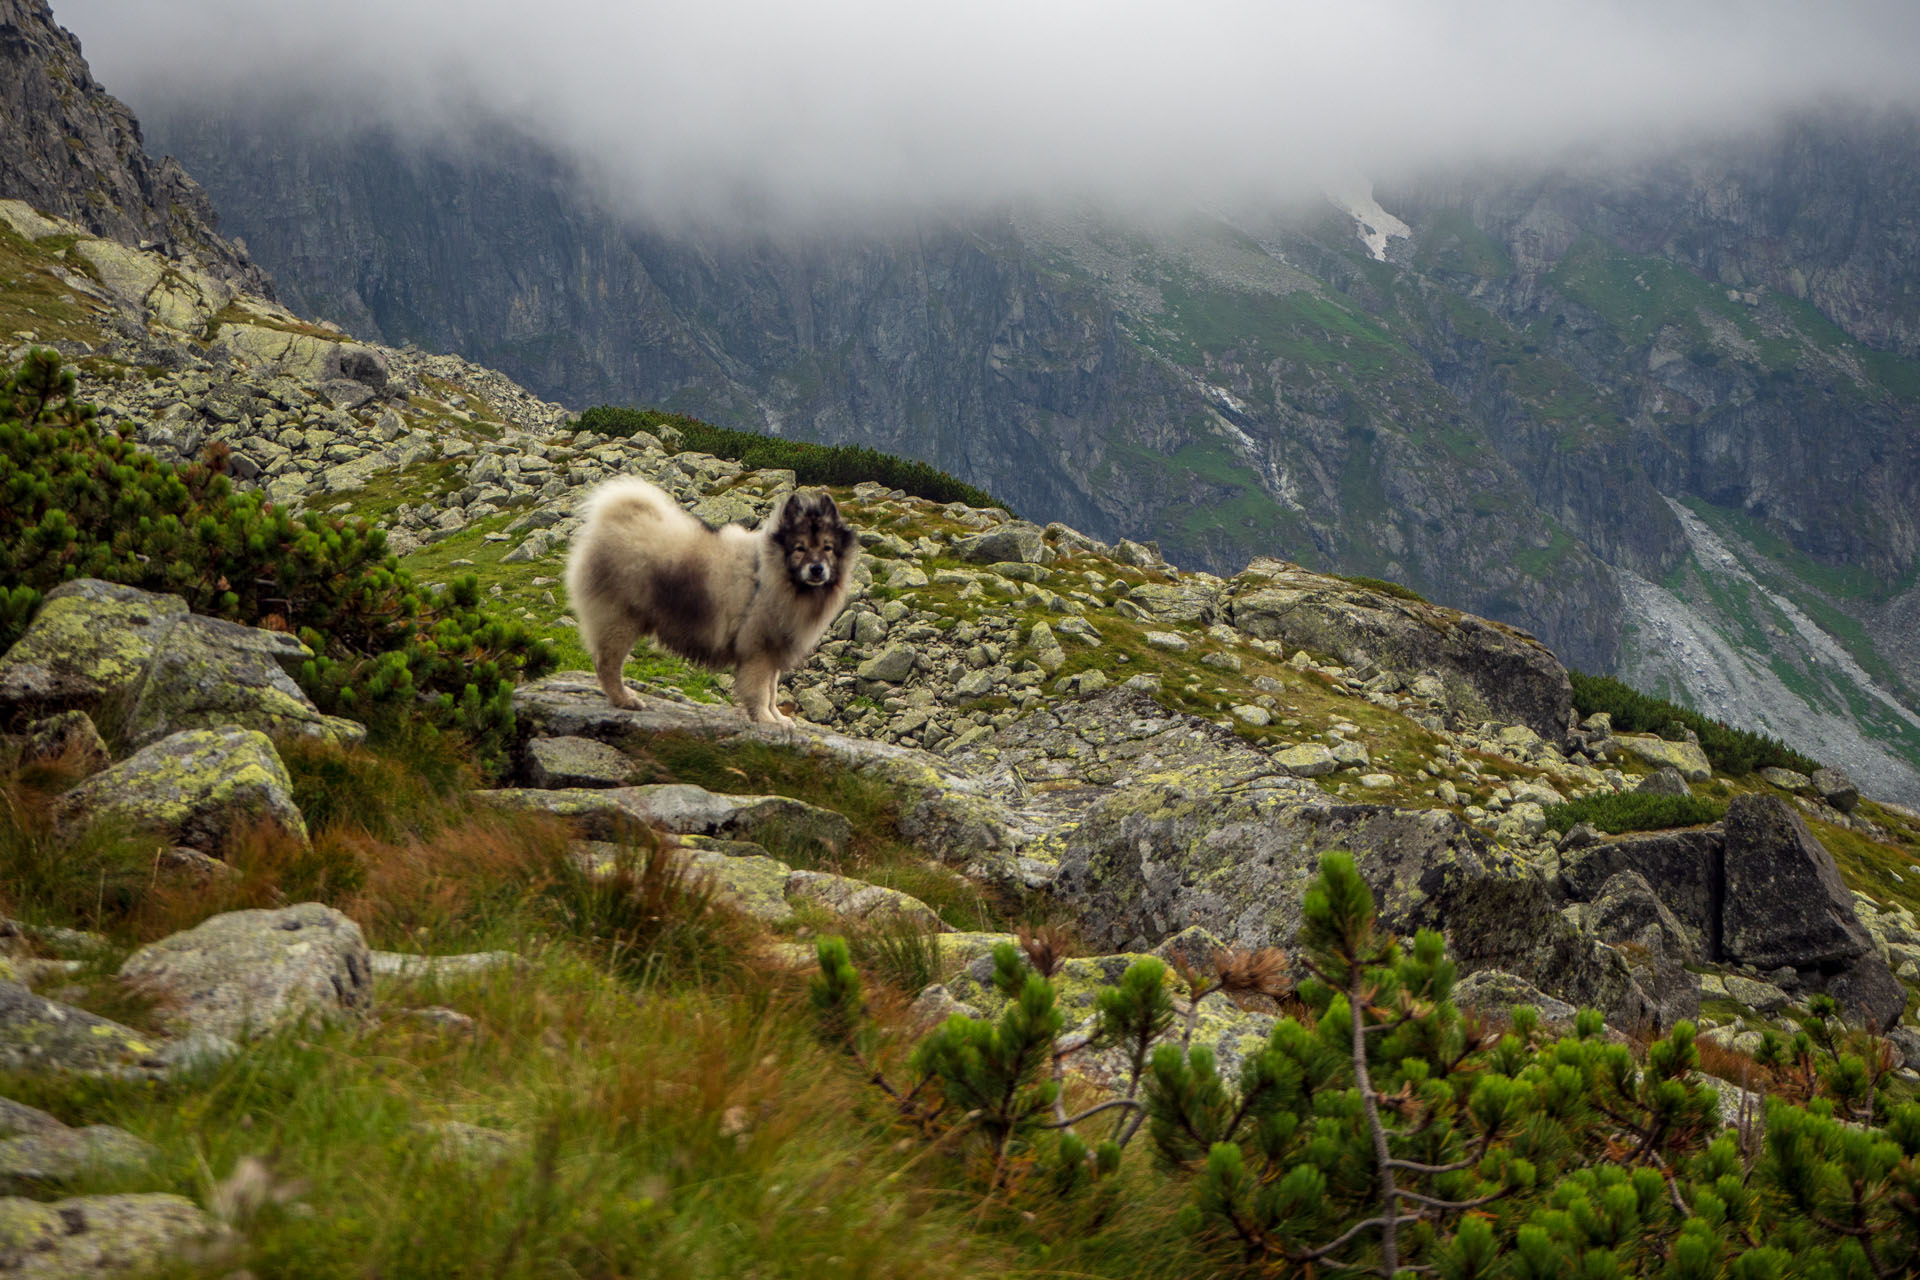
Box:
774;491;856;591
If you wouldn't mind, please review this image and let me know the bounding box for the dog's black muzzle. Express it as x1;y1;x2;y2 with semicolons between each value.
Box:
801;562;833;586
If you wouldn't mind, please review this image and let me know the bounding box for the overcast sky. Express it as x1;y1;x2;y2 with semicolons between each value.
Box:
56;0;1920;223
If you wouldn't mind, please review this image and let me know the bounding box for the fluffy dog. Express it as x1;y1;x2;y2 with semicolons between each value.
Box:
565;477;857;723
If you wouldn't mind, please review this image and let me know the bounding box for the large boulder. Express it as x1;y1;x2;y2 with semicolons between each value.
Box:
1558;829;1722;954
217;321;388;390
0;580;360;747
120;614;363;748
1721;795;1873;971
1579;871;1701;1028
1226;559;1572;745
119;903;373;1041
952;523;1049;565
53;727;309;855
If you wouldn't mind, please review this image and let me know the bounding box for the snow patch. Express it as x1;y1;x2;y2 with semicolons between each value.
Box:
1328;179;1410;262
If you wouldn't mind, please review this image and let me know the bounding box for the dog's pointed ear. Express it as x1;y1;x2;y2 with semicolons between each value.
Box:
816;491;840;520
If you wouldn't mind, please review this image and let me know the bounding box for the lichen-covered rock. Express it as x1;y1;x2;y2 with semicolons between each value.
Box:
122;614;362;748
0;981;164;1074
1451;970;1579;1028
952;524;1048;565
1275;742;1337;777
1227;559;1572;745
53;727;308;855
119;903;372;1041
1615;736;1712;783
785;870;941;929
0;1193;229;1277
1633;766;1694;796
0;580;359;747
0;580;186;724
522;735;636;789
0;1123;154;1184
20;710;108;774
479;783;852;858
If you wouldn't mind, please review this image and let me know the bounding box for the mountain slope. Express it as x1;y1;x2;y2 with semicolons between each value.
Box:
118;105;1920;806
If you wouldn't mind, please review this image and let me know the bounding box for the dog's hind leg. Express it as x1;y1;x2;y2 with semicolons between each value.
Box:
590;619;646;710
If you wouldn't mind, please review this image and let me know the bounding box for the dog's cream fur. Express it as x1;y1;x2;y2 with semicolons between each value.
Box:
565;477;856;723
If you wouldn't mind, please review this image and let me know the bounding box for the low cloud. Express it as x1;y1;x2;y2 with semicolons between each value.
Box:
57;0;1920;224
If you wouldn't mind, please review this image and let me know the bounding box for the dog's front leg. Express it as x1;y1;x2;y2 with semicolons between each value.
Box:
735;656;792;725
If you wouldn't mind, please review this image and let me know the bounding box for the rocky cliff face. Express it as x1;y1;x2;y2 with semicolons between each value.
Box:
0;0;267;293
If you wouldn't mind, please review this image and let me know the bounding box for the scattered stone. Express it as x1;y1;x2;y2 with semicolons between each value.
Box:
119;903;373;1041
1811;767;1859;813
1275;743;1338;777
855;645;917;684
1230;705;1271;727
1143;631;1189;652
1759;767;1811;793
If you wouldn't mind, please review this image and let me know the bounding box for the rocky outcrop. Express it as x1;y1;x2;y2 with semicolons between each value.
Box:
0;0;267;293
1228;559;1574;744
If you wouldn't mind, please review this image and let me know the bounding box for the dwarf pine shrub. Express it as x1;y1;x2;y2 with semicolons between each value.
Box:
1546;790;1727;834
814;851;1920;1275
576;403;1011;512
1572;669;1820;777
0;349;554;767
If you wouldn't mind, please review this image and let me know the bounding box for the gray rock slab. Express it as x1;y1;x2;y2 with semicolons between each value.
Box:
523;735;637;789
119;903;372;1041
479;783;853;858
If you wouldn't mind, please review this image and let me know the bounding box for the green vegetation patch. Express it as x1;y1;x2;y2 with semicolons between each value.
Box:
1545;791;1726;835
1570;669;1820;776
0;350;555;769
